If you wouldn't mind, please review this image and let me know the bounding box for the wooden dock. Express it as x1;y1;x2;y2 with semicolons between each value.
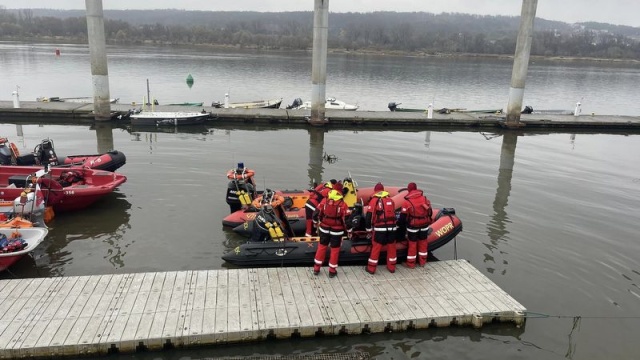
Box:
0;260;525;358
1;100;639;130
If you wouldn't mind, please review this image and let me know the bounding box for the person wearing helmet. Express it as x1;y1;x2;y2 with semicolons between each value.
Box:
312;182;350;278
226;162;256;213
304;179;336;237
365;182;398;274
262;189;274;205
398;182;433;268
250;203;277;242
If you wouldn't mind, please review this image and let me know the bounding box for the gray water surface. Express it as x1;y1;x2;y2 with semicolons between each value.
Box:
2;43;640;359
1;123;639;360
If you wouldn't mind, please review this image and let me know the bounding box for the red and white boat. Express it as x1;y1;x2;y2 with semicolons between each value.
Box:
0;227;48;272
222;178;407;229
0;166;127;212
1;138;126;172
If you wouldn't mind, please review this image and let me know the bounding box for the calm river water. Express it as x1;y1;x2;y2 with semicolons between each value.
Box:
1;43;640;359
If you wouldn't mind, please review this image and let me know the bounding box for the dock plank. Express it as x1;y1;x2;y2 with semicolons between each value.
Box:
0;260;525;358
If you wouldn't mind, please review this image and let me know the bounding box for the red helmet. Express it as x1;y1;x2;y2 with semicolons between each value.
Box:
374;182;384;192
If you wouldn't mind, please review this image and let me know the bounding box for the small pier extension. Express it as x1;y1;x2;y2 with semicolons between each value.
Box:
0;260;525;358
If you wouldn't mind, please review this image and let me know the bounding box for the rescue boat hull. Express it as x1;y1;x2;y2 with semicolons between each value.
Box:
222;208;462;267
0;166;127;212
0;227;48;272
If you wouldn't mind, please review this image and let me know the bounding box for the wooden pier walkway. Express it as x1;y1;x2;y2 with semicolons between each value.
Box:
0;260;525;358
1;101;639;130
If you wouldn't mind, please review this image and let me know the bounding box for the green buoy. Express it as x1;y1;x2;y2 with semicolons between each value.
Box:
186;74;194;88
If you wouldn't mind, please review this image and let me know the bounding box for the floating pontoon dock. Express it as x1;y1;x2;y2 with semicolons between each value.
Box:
0;260;525;358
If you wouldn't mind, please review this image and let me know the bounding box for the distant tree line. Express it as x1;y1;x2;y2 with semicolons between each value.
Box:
1;7;639;60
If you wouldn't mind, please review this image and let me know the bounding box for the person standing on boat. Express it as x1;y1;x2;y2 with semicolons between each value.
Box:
226;162;257;213
249;204;281;242
398;182;433;268
304;179;336;237
312;182;350;277
365;182;398;274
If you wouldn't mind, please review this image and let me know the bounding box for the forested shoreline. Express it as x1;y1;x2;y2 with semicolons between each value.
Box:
1;8;640;60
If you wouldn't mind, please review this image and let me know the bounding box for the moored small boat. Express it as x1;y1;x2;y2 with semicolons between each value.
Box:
387;102;468;113
1;138;126;172
36;96;119;104
129;111;210;126
212;97;283;109
167;102;204;106
0;227;48;272
0;166;126;212
288;97;359;111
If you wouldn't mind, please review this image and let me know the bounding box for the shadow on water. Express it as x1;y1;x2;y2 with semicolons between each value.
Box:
75;322;525;360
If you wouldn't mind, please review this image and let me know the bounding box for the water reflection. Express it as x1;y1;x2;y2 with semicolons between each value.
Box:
484;132;517;276
35;192;132;277
308;127;325;186
94;122;115;153
570;133;576;150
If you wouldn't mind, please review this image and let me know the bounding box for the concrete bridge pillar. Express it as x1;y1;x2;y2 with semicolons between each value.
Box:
310;0;329;126
506;0;538;127
85;0;112;121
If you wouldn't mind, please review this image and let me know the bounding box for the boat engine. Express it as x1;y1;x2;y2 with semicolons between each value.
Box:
388;102;399;111
0;142;12;165
34;139;59;166
286;98;303;109
13;191;45;219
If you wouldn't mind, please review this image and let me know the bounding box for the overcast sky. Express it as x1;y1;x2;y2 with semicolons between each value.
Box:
1;0;638;27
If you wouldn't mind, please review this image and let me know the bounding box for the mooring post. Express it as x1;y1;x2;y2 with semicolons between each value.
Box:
85;0;112;121
12;88;20;109
574;102;581;117
427;103;434;119
505;0;538;127
310;0;329;126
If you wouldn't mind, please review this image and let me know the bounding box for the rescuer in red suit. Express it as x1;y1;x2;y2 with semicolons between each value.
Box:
397;182;433;268
365;182;398;274
312;182;350;278
305;179;336;237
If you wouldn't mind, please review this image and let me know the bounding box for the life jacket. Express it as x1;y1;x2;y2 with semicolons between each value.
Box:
372;192;396;227
306;183;330;209
58;170;84;187
403;190;432;228
319;196;347;230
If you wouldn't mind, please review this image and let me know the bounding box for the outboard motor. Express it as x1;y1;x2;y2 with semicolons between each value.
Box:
35;139;59;166
0;142;12;165
388;102;399;111
521;105;533;114
286;98;303;109
14;190;46;225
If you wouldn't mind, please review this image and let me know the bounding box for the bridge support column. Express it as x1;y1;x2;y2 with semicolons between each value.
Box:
310;0;329;126
85;0;112;121
506;0;538;127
